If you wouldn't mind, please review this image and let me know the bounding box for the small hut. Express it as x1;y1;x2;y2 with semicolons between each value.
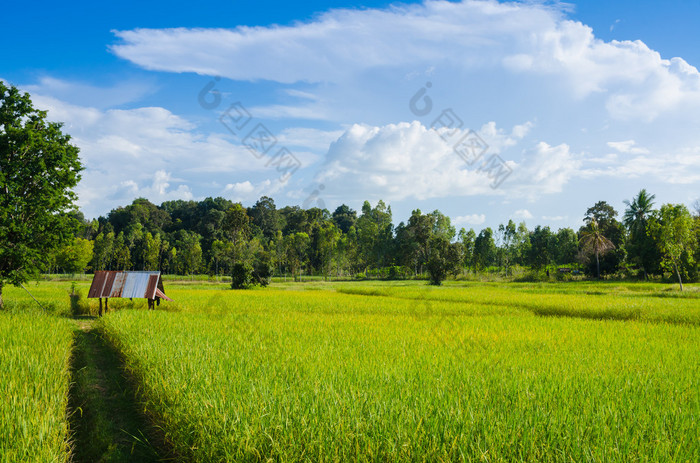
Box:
88;271;172;315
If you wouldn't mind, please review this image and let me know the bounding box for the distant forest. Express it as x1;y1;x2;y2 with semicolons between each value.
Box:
48;190;700;286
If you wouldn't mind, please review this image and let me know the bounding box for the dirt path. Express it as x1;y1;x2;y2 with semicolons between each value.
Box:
68;318;171;462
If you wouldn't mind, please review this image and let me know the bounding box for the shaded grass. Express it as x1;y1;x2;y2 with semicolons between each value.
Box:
67;321;174;462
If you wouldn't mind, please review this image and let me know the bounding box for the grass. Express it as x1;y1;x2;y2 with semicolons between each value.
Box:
2;279;699;461
99;281;700;461
335;280;700;325
0;311;74;462
68;320;170;462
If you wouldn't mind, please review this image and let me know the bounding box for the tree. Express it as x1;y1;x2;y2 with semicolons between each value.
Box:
496;220;517;275
473;228;496;271
554;228;578;265
55;237;94;274
527;226;555;271
285;232;310;281
91;232;115;271
426;235;449;285
174;231;203;275
579;219;615;279
0;83;83;307
332;204;357;234
112;232;132;270
316;222;341;280
648;204;697;291
249;196;279;241
580;201;625;277
222;204;251;266
458;228;476;273
624;189;658;279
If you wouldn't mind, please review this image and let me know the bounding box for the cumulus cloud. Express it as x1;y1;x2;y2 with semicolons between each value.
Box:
454;214;486;225
223;179;285;202
314;121;580;202
26;93;297;217
112;0;700;121
607;140;650;154
513;209;533;219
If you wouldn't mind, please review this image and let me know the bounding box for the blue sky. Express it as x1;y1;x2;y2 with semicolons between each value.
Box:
2;0;699;231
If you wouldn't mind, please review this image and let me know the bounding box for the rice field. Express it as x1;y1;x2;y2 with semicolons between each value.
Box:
2;280;699;461
98;281;700;461
0;310;74;462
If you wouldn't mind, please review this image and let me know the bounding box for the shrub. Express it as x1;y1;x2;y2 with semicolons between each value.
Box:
231;263;254;289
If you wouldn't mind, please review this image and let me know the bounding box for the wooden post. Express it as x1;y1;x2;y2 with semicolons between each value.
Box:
105;298;109;313
99;298;103;316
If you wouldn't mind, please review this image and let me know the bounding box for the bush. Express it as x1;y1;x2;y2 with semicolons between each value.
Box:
231;263;254;289
252;258;273;287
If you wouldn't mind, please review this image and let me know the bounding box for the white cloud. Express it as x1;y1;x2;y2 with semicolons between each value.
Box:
24;76;156;109
607;140;650;154
314;121;580;202
513;209;533;219
27;93;282;217
223;179;285;202
454;214;486;225
508;142;582;198
542;215;567;221
112;0;700;121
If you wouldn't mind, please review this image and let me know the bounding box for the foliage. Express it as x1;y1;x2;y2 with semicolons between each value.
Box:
55;237;94;274
648;204;697;290
624;189;660;279
230;262;254;289
0;83;82;307
579;218;615;279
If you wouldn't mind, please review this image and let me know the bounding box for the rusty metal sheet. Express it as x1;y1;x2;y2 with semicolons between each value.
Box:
146;274;159;299
88;271;170;300
88;271;107;298
104;272;117;298
155;288;173;302
109;272;127;298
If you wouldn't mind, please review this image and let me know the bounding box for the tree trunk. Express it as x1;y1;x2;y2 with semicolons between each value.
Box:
595;250;601;279
0;282;3;309
674;262;684;291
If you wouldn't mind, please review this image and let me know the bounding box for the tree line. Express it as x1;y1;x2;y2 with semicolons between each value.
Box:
51;191;700;288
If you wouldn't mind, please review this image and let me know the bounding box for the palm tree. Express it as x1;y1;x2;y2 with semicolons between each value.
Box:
623;189;656;235
623;189;656;279
579;218;615;279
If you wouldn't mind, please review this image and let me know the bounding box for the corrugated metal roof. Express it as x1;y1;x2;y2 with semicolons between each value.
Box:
88;271;170;300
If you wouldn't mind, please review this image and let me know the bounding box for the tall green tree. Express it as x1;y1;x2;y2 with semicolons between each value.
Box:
458;228;476;273
285;232;310;281
554;228;578;265
648;204;697;291
580;201;625;276
54;237;94;274
473;228;496;271
0;83;83;307
222;203;251;267
249;196;279;241
579;219;615;279
623;189;659;279
527;226;555;271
